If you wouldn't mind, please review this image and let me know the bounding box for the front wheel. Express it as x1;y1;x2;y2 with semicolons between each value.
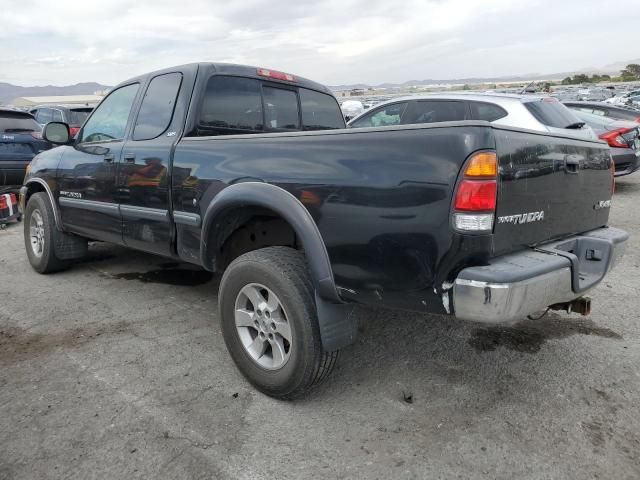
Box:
218;247;338;399
24;193;86;273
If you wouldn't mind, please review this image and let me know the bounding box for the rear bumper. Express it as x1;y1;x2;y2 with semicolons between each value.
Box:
610;148;640;177
452;227;628;323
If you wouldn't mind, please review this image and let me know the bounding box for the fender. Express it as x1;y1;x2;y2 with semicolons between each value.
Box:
200;182;356;351
23;178;63;231
201;182;340;302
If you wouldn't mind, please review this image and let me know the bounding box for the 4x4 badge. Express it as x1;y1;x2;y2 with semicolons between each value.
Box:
594;200;611;210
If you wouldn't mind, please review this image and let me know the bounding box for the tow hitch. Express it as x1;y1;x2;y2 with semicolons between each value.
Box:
550;296;592;316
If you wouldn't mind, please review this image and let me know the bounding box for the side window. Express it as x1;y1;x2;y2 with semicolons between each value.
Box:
36;108;53;124
350;103;408;128
403;101;467;124
133;72;183;140
469;102;508;122
263;86;300;130
300;88;345;130
196;76;263;135
80;83;139;143
52;110;64;122
590;108;606;117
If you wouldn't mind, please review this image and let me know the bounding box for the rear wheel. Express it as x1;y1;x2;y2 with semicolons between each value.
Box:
219;247;338;399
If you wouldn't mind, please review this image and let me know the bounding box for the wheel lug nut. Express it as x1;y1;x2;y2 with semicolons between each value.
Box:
268;333;273;340
270;322;276;331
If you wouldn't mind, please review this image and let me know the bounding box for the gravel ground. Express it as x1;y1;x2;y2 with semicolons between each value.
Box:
1;176;639;480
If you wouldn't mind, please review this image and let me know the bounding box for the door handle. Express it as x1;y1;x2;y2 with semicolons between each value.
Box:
103;154;114;163
564;155;580;174
124;153;136;164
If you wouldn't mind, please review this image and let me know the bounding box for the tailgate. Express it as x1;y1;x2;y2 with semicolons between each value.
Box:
0;133;37;159
492;128;612;255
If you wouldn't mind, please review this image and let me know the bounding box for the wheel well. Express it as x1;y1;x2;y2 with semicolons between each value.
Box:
25;182;46;204
211;207;299;272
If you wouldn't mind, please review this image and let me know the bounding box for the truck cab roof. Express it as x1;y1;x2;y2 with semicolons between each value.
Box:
115;63;335;97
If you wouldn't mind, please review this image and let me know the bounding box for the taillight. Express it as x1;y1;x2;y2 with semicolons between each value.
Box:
9;193;17;205
69;126;81;137
0;195;7;209
635;117;640;124
453;151;498;232
599;127;632;148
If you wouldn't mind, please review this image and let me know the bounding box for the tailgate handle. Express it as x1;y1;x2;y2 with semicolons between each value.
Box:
564;155;580;174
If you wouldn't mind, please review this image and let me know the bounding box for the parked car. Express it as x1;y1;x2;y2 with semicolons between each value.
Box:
0;108;50;187
348;93;597;140
564;101;640;123
29;105;93;137
20;63;626;398
570;109;640;177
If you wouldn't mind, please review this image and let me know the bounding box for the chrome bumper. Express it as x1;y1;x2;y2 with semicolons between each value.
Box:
452;227;628;323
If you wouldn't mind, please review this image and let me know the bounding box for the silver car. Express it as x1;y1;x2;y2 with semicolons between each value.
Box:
347;93;598;141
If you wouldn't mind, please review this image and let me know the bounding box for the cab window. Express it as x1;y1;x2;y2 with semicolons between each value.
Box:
133;72;183;140
300;89;344;130
79;83;139;143
263;86;300;131
197;76;263;135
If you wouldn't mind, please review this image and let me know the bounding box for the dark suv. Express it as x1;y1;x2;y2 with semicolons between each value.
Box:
30;105;93;137
0;109;50;187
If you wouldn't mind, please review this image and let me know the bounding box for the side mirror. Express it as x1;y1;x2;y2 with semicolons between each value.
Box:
43;122;71;144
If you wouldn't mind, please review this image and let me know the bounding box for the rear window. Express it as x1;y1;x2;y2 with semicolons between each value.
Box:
470;101;507;122
198;76;263;135
263;87;300;131
403;100;467;124
69;108;92;125
0;113;40;132
300;89;344;130
524;99;583;129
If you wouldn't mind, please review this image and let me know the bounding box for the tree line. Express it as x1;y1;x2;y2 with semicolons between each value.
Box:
562;64;640;85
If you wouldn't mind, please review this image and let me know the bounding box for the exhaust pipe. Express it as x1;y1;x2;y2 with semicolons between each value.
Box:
550;296;592;316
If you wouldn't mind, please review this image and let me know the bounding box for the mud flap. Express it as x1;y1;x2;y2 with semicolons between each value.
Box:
315;292;357;352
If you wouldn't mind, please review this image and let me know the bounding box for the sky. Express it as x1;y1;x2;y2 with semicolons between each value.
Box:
0;0;638;87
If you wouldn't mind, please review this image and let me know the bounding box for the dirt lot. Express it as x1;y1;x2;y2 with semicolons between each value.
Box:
1;176;639;480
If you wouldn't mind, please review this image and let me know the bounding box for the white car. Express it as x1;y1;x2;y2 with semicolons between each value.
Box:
347;93;598;141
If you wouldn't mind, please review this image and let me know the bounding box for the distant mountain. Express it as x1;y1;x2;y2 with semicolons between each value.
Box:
0;82;111;105
329;58;640;91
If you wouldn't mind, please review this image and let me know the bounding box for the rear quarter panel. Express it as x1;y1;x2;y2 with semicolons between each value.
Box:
172;123;494;312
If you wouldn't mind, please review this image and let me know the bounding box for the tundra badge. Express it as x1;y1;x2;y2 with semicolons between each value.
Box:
593;200;611;210
497;211;545;225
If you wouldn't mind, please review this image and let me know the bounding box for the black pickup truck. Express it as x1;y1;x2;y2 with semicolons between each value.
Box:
20;63;628;398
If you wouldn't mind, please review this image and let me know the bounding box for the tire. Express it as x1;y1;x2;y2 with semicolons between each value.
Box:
24;192;86;273
218;246;338;399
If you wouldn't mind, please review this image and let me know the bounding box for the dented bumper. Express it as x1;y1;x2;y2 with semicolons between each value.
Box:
452;227;628;323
